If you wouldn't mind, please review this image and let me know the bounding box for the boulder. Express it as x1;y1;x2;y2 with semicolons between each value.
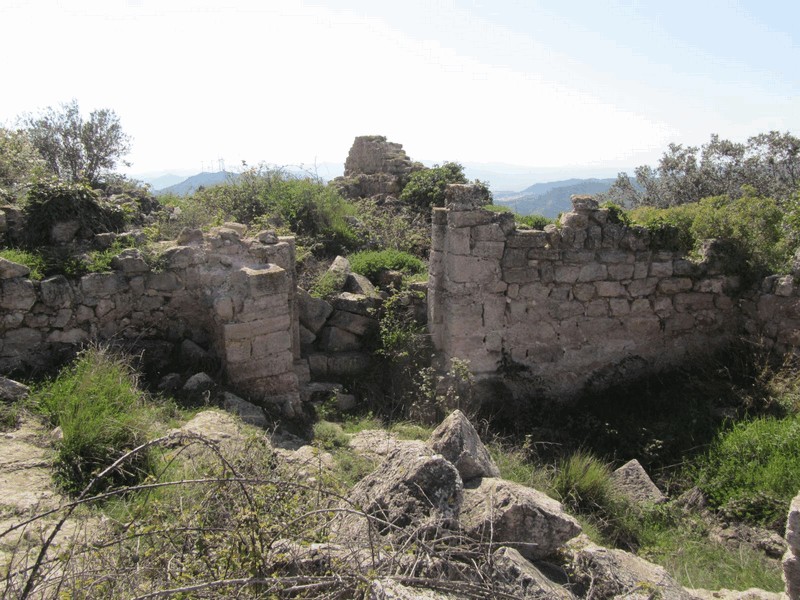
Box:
784;492;800;599
367;579;456;600
181;372;215;402
427;409;500;481
491;547;575;599
346;272;379;297
222;392;267;428
336;441;463;539
609;458;666;505
0;377;30;403
111;248;150;274
564;535;698;599
0;257;30;279
459;477;580;560
297;288;333;334
319;326;361;352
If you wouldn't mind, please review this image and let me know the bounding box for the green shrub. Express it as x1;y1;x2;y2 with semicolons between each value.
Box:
552;450;616;513
0;248;45;279
694;414;800;527
312;420;349;450
629;203;700;252
193;167;359;256
34;347;159;494
348;249;425;284
691;190;787;274
22;179;125;247
398;162;491;211
516;213;554;229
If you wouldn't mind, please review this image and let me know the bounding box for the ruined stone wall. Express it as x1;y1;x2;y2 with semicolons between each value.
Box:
0;226;302;415
428;186;745;399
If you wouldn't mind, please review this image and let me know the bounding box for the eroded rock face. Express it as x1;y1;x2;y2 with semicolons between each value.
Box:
427;409;500;481
564;535;698;599
336;441;463;539
491;547;576;599
459;477;581;561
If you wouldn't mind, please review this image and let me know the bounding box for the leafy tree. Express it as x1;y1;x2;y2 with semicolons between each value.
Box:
22;100;132;186
0;127;45;201
604;132;800;208
399;161;476;210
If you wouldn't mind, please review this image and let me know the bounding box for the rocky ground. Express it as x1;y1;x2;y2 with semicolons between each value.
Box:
0;399;795;599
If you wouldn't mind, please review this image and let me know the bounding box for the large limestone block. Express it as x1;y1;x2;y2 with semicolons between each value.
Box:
339;441;463;536
327;309;375;337
0;257;30;279
0;278;36;310
297;288;333;335
492;547;576;599
784;492;800;599
0;377;30;403
564;535;698;599
427;409;500;481
460;477;581;560
610;459;666;505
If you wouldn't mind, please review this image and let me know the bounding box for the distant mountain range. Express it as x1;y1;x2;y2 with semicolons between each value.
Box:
139;168;621;216
494;178;618;218
155;171;235;196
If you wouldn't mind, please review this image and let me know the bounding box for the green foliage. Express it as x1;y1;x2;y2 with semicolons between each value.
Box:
399;161;469;210
22;99;131;186
637;508;783;591
629;189;792;275
0;127;45;200
694;414;800;527
0;248;45;280
484;202;553;229
348;248;426;284
312;420;349;450
552;450;616;513
33;347;160;495
22;178;125;247
604;131;800;208
192;166;359;256
0;402;21;432
516;213;554;229
308;268;347;299
691;190;787;274
350;197;430;257
600;201;631;226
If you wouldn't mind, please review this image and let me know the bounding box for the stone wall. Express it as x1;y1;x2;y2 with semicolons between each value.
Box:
333;135;423;200
428;186;748;399
0;226;303;415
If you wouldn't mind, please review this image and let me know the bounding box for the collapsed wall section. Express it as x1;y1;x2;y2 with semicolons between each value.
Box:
429;186;744;398
0;226;302;415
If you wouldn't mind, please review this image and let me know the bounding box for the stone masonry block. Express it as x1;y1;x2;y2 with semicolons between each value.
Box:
446;227;472;255
472;223;506;242
223;314;292;341
507;231;548;248
472;241;505;259
252;330;293;358
502;248;528;269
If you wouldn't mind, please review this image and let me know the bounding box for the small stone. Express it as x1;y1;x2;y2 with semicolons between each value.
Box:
257;229;278;244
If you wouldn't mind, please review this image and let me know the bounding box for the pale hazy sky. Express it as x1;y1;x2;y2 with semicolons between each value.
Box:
1;0;797;179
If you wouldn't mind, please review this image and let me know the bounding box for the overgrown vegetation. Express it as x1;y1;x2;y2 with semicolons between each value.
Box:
33;347;171;494
347;248;425;285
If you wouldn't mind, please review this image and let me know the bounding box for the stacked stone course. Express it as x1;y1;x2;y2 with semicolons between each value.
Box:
0;226;302;415
429;186;746;398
